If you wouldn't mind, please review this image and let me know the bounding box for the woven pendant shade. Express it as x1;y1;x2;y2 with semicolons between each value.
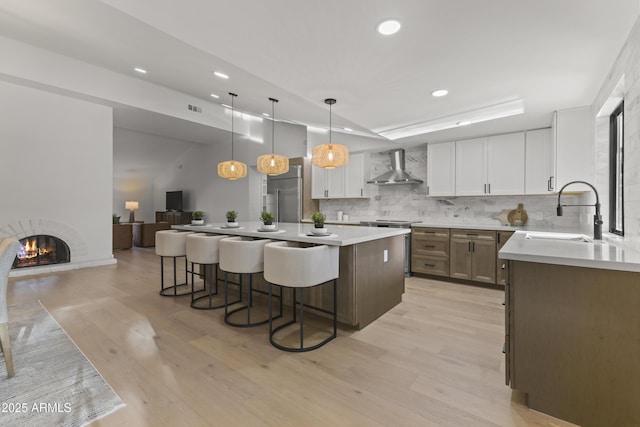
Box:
257;153;289;175
217;160;247;180
311;98;349;169
312;144;349;169
218;92;247;180
257;97;289;176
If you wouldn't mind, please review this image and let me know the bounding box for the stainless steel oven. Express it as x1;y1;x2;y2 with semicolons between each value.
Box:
359;220;420;276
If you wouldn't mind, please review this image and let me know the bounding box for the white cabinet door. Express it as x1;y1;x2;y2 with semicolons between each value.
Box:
311;165;327;199
455;137;487;196
525;128;554;194
344;153;366;197
487;132;525;195
553;107;594;192
326;168;344;198
427;141;455;196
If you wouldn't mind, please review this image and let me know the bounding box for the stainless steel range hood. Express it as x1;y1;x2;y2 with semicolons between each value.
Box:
367;149;424;185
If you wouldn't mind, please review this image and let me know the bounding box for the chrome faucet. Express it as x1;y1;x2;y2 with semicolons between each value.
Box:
556;180;603;240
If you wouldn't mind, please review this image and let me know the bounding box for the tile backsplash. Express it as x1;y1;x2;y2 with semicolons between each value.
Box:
319;145;586;228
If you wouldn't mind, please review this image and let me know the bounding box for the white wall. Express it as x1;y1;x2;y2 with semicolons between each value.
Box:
0;80;114;273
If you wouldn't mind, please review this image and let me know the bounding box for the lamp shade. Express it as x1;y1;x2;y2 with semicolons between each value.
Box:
217;160;247;180
312;144;349;169
257;97;289;176
311;98;349;169
125;201;139;210
257;154;289;175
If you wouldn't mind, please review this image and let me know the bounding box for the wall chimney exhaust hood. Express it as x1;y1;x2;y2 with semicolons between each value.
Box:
367;149;423;185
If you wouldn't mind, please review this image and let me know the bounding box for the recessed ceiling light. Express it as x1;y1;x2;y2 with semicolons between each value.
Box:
214;71;229;79
377;19;401;35
457;120;471;126
344;127;353;132
431;89;448;97
210;93;220;99
134;67;147;74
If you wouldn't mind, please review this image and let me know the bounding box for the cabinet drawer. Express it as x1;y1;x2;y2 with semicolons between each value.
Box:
412;227;450;240
450;228;496;241
412;255;449;277
412;236;449;256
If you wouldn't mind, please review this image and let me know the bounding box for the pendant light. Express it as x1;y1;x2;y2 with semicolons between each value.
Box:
312;98;349;169
217;92;247;180
257;97;289;175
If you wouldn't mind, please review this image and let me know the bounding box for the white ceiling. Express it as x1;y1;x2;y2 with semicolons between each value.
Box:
0;0;638;147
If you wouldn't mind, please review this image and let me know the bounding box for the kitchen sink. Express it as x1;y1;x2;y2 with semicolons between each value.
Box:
525;232;593;243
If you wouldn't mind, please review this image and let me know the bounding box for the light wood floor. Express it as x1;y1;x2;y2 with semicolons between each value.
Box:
6;247;576;427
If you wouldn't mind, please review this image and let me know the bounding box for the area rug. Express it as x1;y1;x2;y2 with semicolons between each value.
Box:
0;301;125;426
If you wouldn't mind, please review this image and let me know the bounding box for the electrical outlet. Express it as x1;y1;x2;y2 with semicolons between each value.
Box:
383;249;388;262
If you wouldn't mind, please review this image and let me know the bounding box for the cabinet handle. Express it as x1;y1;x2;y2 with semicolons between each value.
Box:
547;178;551;192
468;241;471;252
484;183;487;193
427;186;430;195
549;176;554;191
360;188;363;196
423;244;436;249
424;263;435;268
472;241;476;252
488;183;491;194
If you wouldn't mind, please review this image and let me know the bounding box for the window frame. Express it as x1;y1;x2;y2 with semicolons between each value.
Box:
609;101;624;236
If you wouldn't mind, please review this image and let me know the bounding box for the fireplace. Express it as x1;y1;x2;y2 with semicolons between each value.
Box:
13;235;70;269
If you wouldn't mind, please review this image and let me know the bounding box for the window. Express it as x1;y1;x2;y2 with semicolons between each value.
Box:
609;102;624;235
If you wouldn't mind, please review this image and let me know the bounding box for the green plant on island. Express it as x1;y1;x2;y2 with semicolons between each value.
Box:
192;211;205;220
311;211;325;228
260;211;275;225
226;210;238;222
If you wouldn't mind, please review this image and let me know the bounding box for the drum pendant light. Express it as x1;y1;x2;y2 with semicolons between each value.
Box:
312;98;349;169
217;92;247;180
257;97;289;175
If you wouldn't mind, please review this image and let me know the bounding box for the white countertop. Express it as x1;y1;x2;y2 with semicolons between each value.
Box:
499;230;640;272
173;221;409;246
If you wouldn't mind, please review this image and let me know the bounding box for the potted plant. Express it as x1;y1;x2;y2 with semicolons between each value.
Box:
226;210;239;228
311;211;327;235
191;210;205;225
260;211;276;231
112;214;120;225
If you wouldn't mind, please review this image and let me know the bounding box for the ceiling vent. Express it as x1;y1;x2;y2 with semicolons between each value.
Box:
187;104;202;113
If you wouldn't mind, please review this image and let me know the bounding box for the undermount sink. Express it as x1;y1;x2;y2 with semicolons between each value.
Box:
525;232;593;243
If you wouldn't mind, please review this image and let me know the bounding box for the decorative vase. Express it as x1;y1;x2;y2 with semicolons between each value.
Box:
312;225;328;234
191;219;204;225
226;221;238;228
261;223;276;231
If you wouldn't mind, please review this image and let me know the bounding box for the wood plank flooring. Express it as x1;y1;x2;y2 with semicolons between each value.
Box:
6;247;576;426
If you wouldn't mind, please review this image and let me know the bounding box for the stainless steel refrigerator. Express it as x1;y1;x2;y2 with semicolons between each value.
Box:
264;165;302;223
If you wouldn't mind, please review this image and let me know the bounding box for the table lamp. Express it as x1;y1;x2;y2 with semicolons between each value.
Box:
125;201;139;223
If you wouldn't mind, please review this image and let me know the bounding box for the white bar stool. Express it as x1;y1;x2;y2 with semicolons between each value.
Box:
219;236;280;327
155;230;195;296
186;233;232;310
264;241;339;352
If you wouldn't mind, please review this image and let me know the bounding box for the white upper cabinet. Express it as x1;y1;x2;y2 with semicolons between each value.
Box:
486;132;525;195
426;141;455;196
311;152;368;199
525;128;554;194
455;137;488;196
553;107;594;192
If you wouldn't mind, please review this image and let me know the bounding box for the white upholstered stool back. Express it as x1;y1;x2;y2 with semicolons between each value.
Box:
156;230;193;257
264;241;339;287
219;236;271;274
186;233;227;265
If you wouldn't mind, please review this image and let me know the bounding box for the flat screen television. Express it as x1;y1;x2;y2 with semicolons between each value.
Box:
166;191;183;211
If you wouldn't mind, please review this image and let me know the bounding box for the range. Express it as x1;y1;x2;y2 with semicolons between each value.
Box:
360;219;422;276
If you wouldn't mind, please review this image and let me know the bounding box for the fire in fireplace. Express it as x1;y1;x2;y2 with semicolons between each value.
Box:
12;235;70;269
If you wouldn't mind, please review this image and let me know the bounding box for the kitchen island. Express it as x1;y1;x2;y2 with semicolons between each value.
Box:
173;221;409;329
499;231;640;426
